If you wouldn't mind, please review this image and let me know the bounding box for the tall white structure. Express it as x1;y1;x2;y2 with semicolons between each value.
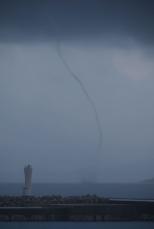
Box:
23;164;32;196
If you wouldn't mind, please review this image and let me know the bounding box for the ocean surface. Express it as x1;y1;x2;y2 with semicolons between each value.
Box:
0;183;154;199
0;183;154;228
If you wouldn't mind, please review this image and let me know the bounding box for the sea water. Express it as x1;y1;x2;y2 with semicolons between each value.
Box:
0;183;154;199
0;222;154;229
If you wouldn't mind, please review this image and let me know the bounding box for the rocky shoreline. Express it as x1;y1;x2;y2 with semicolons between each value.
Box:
0;195;154;221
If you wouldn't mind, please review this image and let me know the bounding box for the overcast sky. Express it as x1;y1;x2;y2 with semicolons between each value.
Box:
0;0;154;183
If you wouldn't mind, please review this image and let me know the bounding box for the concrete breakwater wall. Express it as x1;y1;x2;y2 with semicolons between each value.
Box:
0;197;154;221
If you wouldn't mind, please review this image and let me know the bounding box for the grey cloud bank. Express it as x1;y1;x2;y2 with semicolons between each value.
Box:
0;0;154;45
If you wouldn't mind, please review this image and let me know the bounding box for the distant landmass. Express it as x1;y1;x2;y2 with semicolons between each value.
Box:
141;178;154;184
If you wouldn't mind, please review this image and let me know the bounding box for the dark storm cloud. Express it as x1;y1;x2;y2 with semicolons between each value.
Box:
0;0;154;44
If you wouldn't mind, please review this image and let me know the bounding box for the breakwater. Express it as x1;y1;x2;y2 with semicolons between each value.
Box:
0;196;154;221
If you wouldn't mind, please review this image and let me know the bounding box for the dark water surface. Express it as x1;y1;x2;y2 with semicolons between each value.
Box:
0;222;154;229
0;183;154;199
